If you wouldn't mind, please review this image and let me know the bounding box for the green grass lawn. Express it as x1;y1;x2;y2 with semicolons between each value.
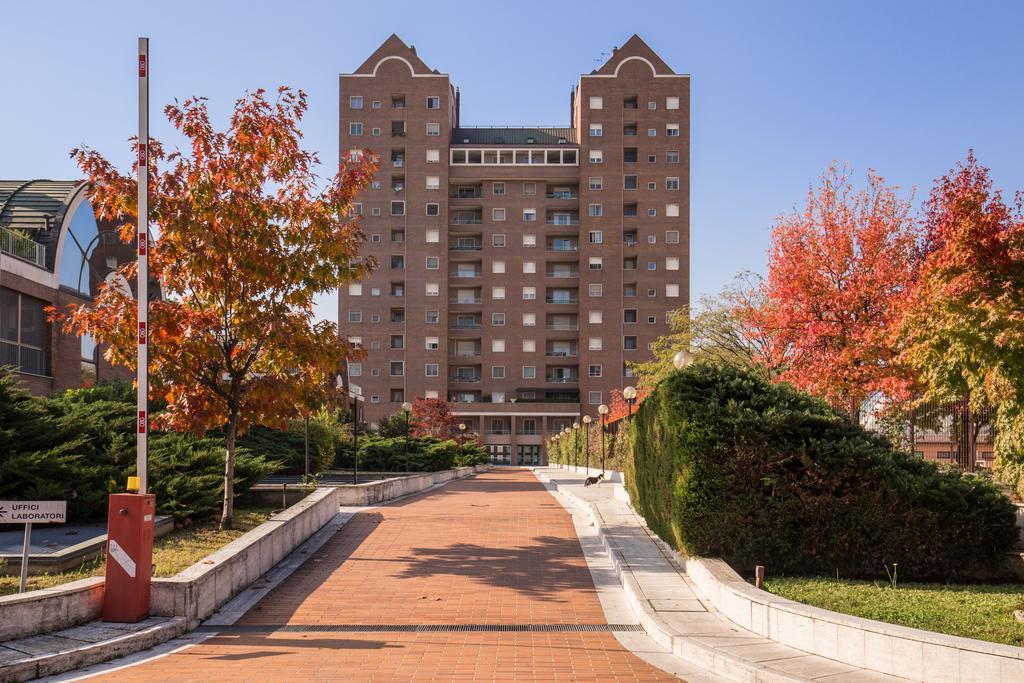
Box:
0;507;276;597
764;577;1024;646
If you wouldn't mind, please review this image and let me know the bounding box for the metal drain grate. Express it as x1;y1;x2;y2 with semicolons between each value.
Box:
195;623;644;634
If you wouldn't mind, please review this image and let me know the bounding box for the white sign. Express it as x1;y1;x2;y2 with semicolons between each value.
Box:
108;538;137;578
0;501;66;524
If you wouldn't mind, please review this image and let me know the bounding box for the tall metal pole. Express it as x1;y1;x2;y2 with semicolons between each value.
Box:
584;420;590;472
600;414;606;475
136;37;150;494
352;396;359;484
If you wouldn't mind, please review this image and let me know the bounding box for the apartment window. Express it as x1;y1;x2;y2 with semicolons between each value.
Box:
352;202;363;215
390;335;404;349
348;310;362;323
492;208;506;221
425;256;440;270
666;230;680;244
349;96;363;109
666;203;680;217
589;177;603;190
522;209;537;222
390;254;405;269
493;182;505;195
585;391;601;405
624;175;638;190
667;150;680;163
666;257;680;270
624;309;638;324
425;282;440;297
391;229;405;243
589;338;602;351
492;312;506;326
666;177;680;190
938;451;951;460
426;149;440;163
371;207;381;216
390;201;405;216
426;229;440;243
589;96;603;109
624;283;637;297
523;261;536;274
390;361;405;376
523;182;537;195
492;339;505;352
523;286;536;300
371;128;381;136
523;312;536;326
588;203;603;217
624;336;638;350
666;124;680;137
647;261;657;271
666;96;680;109
588;231;603;244
666;284;680;297
493;286;506;300
583;257;600;271
589;311;602;324
349;122;363;135
648;288;657;297
3;292;49;376
493;234;506;247
372;182;382;190
421;336;439;351
648;208;657;217
390;388;405;403
426;96;441;109
647;155;657;164
371;395;381;403
422;175;438;190
371;314;381;323
522;234;536;247
647;100;657;110
348;362;362;377
588;283;603;297
391;308;405;323
425;363;440;377
523;339;536;353
492;260;506;274
589;123;603;137
348;283;362;296
426;122;440;136
589;150;603;163
624;148;638;162
523;366;536;379
624;257;637;270
492;366;506;379
371;100;381;109
426;310;440;323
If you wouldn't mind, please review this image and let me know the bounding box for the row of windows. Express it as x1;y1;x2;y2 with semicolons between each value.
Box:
358;389;616;407
588;123;681;137
588;95;681;110
357;201;683;219
348;334;649;357
588;149;682;164
348;95;441;110
348;282;682;299
382;255;681;271
347;309;660;326
349;122;444;136
364;230;682;246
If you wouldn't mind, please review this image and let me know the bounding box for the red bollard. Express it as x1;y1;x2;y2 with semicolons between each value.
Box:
102;493;156;622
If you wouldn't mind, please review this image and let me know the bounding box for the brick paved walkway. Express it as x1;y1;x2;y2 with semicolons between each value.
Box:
93;469;676;682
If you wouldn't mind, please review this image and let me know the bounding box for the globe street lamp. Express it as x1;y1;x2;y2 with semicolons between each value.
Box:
597;404;610;475
582;415;592;472
673;349;694;370
573;422;580;469
623;386;638;423
401;401;413;473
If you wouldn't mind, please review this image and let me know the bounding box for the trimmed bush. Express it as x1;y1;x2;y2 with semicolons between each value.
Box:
237;421;334;475
629;363;1018;580
454;440;488;467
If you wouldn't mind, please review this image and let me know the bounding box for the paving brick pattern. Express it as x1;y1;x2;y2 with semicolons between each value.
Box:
92;470;676;681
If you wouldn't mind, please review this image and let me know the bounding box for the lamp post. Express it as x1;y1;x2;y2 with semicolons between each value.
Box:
598;404;609;475
456;423;467;471
401;401;413;473
673;349;694;370
573;422;580;470
583;415;592;472
623;386;637;423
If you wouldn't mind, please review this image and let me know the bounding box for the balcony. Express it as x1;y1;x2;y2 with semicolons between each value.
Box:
545;191;578;200
451;270;482;279
545;297;578;305
450;217;483;225
450;375;482;383
545;269;579;279
545;243;578;252
486;428;512;435
545;351;578;358
1;227;45;267
449;298;483;305
545;376;579;384
544;323;579;331
450;187;483;199
449;351;482;358
450;243;482;251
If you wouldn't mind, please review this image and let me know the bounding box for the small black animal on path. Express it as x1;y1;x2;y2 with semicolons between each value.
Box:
584;473;604;487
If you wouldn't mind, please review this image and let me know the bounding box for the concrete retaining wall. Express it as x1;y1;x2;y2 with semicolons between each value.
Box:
0;577;104;641
335;465;488;506
549;464;624;484
149;486;340;628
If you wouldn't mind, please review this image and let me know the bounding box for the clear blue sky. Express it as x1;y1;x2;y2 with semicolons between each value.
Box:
3;1;1022;322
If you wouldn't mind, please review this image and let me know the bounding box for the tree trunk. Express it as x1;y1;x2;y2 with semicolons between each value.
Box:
848;396;860;424
221;415;237;530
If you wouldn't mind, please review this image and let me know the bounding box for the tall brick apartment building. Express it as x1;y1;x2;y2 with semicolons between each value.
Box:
338;35;689;464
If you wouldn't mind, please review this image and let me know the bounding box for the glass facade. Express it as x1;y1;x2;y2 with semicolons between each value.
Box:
0;287;46;375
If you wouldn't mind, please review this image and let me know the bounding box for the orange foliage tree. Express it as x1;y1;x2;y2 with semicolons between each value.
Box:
757;165;919;419
55;88;377;528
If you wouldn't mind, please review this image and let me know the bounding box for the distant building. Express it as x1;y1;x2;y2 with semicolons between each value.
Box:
1;180;133;395
337;35;690;465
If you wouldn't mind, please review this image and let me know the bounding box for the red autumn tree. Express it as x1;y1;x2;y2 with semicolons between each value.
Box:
410;398;461;440
759;165;919;419
604;387;651;423
55;88;377;528
901;152;1024;461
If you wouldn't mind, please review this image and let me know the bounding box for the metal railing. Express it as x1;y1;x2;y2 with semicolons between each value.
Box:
450;218;483;225
1;227;46;266
545;297;579;304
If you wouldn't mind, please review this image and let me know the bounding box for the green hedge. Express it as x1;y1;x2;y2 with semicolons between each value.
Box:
237;421;335;475
338;435;487;472
629;363;1019;580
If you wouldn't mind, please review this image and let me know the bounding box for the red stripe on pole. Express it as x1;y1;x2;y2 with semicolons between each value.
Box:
139;55;147;78
138;322;146;345
138;411;147;434
138;232;146;256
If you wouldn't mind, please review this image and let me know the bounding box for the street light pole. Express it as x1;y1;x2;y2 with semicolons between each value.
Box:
583;415;592;473
623;386;637;423
401;401;413;473
573;422;580;470
352;394;359;485
598;404;609;475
